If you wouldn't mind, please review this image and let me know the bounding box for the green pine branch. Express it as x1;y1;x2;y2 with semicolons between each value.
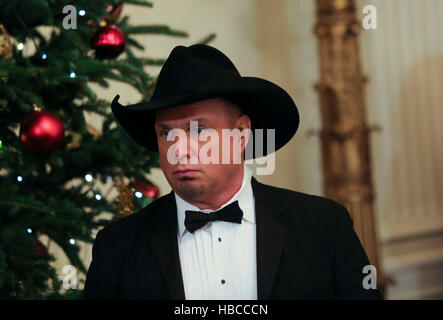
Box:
0;0;201;299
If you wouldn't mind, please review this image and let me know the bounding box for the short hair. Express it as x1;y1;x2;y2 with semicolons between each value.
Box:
220;94;245;117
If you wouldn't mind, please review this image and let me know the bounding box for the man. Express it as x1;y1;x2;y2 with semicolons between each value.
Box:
84;44;383;300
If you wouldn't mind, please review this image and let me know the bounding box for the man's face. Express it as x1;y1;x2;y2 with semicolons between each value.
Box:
154;97;251;202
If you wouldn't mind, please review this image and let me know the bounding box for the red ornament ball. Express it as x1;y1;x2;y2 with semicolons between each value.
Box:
134;180;160;200
20;110;65;155
91;25;126;60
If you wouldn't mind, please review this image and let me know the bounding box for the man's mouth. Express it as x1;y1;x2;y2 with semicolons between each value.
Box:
173;169;201;178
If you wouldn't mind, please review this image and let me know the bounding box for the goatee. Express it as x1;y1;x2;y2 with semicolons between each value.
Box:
175;178;208;199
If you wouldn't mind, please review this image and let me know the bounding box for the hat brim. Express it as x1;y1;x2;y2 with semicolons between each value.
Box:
111;76;299;160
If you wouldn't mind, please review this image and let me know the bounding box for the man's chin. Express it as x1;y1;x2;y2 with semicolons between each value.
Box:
173;179;208;199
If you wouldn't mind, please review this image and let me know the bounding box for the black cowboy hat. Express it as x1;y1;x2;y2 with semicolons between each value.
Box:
111;44;299;159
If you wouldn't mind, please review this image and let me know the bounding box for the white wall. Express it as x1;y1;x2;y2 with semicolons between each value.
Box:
357;0;443;299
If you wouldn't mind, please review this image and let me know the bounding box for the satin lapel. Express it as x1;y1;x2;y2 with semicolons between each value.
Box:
148;191;186;300
251;177;287;300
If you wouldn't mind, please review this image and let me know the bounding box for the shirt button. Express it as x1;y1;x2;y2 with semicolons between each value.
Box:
221;279;226;284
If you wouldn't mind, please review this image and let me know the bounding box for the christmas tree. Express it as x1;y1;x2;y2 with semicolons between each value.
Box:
0;0;215;299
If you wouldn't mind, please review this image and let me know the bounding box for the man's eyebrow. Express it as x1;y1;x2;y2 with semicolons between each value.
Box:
155;117;211;129
154;123;170;130
188;117;210;125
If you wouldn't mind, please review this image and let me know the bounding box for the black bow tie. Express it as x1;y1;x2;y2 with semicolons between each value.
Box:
184;201;243;234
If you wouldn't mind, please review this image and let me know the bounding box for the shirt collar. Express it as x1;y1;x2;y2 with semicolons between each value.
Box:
175;163;255;238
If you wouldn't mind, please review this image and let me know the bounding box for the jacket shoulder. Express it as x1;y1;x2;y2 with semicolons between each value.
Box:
255;180;346;213
253;179;350;227
95;192;173;243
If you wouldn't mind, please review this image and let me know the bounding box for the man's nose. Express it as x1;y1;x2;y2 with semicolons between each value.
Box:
174;133;198;164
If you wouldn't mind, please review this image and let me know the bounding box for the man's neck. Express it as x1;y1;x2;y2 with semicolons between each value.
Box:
179;165;245;211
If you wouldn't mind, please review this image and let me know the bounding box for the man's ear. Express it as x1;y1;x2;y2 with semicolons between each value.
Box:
236;113;251;130
235;114;252;151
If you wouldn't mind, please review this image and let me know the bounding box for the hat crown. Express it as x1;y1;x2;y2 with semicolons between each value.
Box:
152;44;241;98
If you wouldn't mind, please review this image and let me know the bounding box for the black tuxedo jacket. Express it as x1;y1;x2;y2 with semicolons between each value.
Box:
84;177;383;300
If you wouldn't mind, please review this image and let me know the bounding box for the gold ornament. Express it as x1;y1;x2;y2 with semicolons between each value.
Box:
113;170;135;218
0;24;13;59
104;4;124;25
66;123;102;150
32;104;42;112
87;4;124;29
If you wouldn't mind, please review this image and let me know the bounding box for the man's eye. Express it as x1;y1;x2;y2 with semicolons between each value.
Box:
197;128;204;134
160;129;170;137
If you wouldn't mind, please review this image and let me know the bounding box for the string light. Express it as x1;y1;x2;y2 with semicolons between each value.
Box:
69;238;75;245
17;176;23;182
95;193;102;200
17;43;24;51
41;53;47;60
0;139;2;149
78;9;86;16
69;72;76;79
84;174;93;182
27;228;32;234
135;191;143;199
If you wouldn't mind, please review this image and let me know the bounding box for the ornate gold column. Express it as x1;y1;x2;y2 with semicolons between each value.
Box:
314;0;385;291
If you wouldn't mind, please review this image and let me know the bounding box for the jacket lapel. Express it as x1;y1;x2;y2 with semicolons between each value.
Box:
148;192;186;299
251;177;287;300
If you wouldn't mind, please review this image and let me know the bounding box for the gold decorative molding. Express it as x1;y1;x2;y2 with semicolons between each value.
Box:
314;0;386;292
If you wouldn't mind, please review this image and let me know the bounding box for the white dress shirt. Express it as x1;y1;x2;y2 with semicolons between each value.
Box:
175;164;257;300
